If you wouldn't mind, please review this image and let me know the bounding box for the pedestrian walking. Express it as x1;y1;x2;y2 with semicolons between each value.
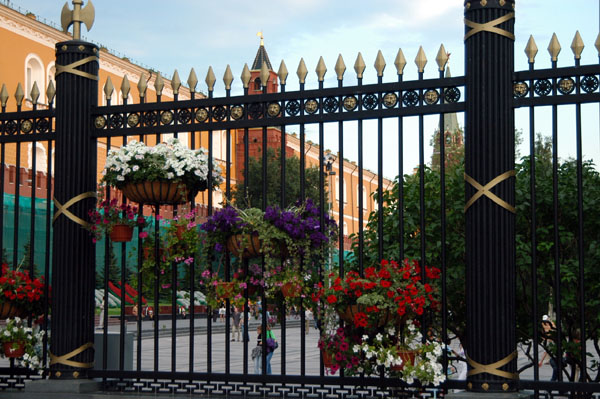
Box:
97;298;105;328
305;309;312;335
539;315;558;381
232;307;241;341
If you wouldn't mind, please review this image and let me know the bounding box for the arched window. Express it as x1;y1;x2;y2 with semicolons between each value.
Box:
335;177;347;204
46;63;55;95
343;221;348;236
25;54;44;102
28;143;47;173
253;78;262;91
102;89;118;105
213;188;223;208
357;187;367;210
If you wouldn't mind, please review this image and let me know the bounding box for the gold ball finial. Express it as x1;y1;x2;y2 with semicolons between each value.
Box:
257;31;264;46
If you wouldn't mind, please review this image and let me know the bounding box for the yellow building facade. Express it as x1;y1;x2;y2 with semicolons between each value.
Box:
0;3;391;241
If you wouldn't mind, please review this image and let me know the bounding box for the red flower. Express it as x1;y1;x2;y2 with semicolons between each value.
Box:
380;280;391;288
354;312;368;328
327;294;338;304
378;268;391;279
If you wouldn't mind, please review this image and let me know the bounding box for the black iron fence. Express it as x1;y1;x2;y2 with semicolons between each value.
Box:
0;1;599;398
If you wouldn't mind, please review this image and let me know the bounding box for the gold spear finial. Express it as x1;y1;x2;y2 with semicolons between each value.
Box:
61;0;95;40
257;31;264;46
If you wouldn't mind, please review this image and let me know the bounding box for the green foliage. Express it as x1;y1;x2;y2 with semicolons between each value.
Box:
232;148;324;208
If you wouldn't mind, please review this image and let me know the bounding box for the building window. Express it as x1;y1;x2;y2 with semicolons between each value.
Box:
25;54;44;102
46;63;55;102
28;143;47;173
254;78;262;91
102;87;117;105
335;177;347;204
343;221;348;236
357;187;367;210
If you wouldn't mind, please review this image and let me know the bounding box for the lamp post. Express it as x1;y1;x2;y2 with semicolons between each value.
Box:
324;153;336;272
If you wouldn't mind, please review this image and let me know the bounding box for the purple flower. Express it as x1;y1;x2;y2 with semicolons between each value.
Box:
214;242;224;252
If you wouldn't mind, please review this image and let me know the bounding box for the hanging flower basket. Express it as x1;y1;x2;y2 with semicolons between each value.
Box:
143;247;164;260
3;341;25;358
122;181;195;205
109;224;134;242
216;282;236;299
281;282;302;298
226;234;262;258
175;225;187;240
0;302;25;319
322;350;335;368
391;349;417;371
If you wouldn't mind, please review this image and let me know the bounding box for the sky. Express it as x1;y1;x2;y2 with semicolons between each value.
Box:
5;0;600;178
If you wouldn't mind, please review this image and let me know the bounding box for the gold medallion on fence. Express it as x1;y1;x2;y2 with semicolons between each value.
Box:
424;90;439;105
127;113;139;127
558;78;575;94
513;82;528;97
343;96;358;111
383;93;398;108
231;106;244;120
305;99;318;114
195;108;209;122
267;103;281;117
160;111;173;125
21;120;33;133
94;116;106;129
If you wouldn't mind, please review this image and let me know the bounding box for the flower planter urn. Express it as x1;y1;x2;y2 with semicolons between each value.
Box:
226;234;261;258
122;181;196;205
281;282;302;298
0;302;24;319
3;341;25;358
391;349;417;371
109;224;134;242
175;225;186;240
322;350;335;368
216;282;236;299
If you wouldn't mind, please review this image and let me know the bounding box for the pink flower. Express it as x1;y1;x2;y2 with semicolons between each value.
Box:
139;231;148;239
184;257;194;265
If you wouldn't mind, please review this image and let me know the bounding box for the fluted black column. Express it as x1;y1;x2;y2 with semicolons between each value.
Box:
50;40;98;379
464;0;516;393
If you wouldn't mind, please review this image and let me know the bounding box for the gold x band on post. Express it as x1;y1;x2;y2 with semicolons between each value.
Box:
49;342;94;368
55;56;99;81
467;351;519;380
464;12;515;41
53;191;97;228
464;171;515;214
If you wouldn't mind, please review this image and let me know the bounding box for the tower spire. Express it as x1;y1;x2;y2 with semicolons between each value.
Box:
251;31;272;70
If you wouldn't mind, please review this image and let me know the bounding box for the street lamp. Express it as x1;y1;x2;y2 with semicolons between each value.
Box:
323;153;336;272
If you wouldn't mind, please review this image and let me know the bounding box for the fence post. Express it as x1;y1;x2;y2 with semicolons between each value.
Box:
50;38;98;379
463;0;519;394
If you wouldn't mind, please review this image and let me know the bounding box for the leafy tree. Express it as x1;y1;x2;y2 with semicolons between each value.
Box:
233;148;325;209
96;241;127;289
20;240;37;273
351;134;600;381
2;247;8;264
